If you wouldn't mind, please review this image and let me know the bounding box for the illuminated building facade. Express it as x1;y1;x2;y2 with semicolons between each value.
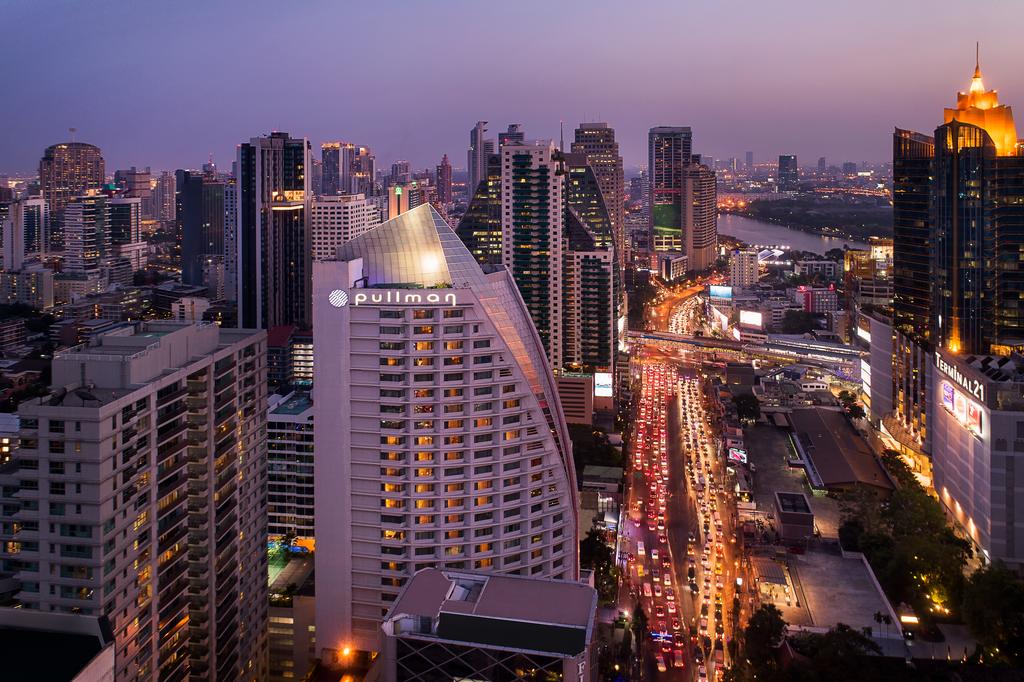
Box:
680;162;718;272
932;349;1024;568
237;132;312;329
39;142;105;251
2;197;47;270
310;193;381;260
648;126;692;252
312;205;579;654
777;154;798;191
456;152;502;265
501;140;565;369
572;123;625;267
436;154;453;205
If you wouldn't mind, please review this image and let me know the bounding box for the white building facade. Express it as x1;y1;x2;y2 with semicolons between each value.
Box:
310;193;381;261
312;205;579;655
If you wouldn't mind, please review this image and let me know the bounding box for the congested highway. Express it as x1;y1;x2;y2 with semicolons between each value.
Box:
622;351;743;680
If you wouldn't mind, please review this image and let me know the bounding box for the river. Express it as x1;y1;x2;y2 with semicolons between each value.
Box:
718;213;869;253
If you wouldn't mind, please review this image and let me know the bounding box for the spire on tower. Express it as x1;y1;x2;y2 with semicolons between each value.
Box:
974;41;981;79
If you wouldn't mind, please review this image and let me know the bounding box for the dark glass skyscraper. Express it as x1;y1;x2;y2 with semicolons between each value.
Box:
777;154;798;190
177;170;226;287
237;132;312;329
648;126;692;252
455;152;502;265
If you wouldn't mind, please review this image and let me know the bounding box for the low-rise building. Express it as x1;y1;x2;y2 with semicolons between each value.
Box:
373;568;598;681
793;260;838;279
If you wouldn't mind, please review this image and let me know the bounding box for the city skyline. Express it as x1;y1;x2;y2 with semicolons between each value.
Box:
2;1;1020;173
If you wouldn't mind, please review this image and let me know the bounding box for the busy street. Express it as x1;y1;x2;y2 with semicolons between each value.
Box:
620;347;745;680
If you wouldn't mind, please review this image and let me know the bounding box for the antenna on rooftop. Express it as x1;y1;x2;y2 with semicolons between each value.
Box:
69;127;77;142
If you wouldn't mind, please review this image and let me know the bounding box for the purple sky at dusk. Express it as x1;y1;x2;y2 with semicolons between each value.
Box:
3;0;1022;175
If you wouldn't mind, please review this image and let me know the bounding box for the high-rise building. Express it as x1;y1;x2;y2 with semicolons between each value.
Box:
467;121;490;197
2;197;47;270
730;248;759;289
390;160;411;184
502;140;565;369
498;123;525;147
455;152;502;265
386;181;425;220
176;170;226;287
572;123;626;268
267;390;315;543
224;179;238;303
0;321;269;681
310;193;381;260
648;126;692;252
349;145;376;197
680;163;718;272
236;131;312;329
62;195;110;277
745;151;754;170
321;142;342;196
152;170;177;223
312;204;579;654
436;154;453;205
113;166;153;217
777;154;798;191
39;142;105;250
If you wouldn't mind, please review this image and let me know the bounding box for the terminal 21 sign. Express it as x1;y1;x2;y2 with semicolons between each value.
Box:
934;351;985;402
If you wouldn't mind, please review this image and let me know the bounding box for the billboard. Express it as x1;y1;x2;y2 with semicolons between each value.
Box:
709;285;733;300
941;380;982;438
727;447;748;464
738;310;763;329
594;372;613;398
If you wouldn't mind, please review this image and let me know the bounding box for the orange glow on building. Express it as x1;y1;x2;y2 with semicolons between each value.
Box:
943;49;1019;156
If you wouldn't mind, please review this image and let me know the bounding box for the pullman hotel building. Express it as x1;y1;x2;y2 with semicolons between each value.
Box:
311;204;580;655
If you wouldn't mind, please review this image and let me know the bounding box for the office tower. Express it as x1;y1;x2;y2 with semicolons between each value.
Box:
107;196;146;273
648;126;692;252
455;152;503;265
818;156;827;172
62;195;110;276
176;170;225;287
310;193;382;260
0;322;268;680
891;129;935;456
501;140;565;369
730;248;759;289
390;160;411;184
321;142;342;196
113;166;153;217
350;145;376;196
312;204;579;654
436;154;453;205
386;181;426;220
572;122;626;268
563;153;617;375
467;121;490;196
842;161;859;176
498;123;525;147
39;142;105;250
681;163;718;272
777;154;798;190
745;151;754;170
152;170;177;223
223;180;238;302
237;131;312;329
2;197;47;270
267;390;315;543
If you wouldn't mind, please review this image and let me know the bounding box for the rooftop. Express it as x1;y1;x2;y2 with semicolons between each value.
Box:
386;568;597;657
271;391;313;416
790;409;893;491
776;491;813;515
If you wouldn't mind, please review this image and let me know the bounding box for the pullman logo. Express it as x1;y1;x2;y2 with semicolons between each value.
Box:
328;290;349;308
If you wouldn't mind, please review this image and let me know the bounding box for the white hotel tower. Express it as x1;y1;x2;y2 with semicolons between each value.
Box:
312;205;579;656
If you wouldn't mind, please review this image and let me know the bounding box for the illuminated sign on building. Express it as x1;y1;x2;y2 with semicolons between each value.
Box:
709;285;733;300
594;372;613;398
738;310;763;329
857;325;871;343
934;352;985;401
941;380;983;438
329;289;459;308
727;447;748;464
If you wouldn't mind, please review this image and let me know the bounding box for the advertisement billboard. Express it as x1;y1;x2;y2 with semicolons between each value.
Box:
738;310;763;329
709;285;733;300
727;447;748;464
594;372;613;398
941;380;982;438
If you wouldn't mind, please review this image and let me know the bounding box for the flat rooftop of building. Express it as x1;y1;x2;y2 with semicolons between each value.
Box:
776;491;812;515
789;408;892;491
269;555;315;595
581;465;624;482
271;391;313;416
388;568;597;656
789;548;897;637
0;609;113;682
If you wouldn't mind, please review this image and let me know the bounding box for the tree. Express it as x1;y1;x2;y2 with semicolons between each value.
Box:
631;600;649;651
790;623;882;681
579;528;618;604
780;310;821;334
962;561;1024;667
846;403;866;420
740;604;787;679
733;393;761;422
